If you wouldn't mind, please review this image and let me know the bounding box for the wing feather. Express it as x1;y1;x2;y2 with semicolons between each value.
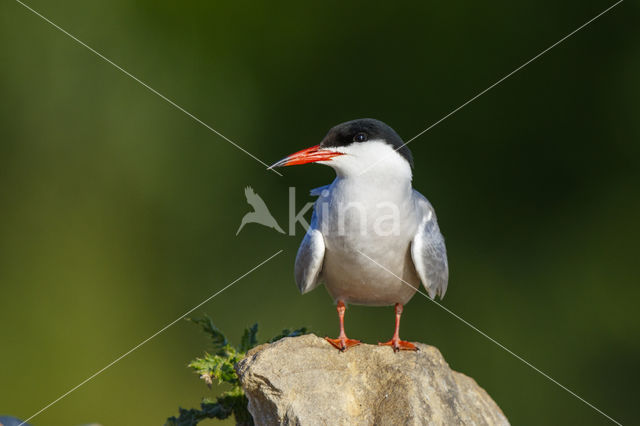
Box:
294;210;325;294
410;191;449;299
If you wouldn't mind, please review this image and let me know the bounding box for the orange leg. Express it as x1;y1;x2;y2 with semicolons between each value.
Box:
325;301;361;351
378;303;417;352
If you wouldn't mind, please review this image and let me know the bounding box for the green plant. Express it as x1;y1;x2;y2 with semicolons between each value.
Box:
165;316;307;426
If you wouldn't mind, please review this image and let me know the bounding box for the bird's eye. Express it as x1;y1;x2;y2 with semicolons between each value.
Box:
353;132;368;142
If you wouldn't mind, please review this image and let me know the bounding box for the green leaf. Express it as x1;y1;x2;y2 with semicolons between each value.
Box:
268;327;309;343
188;349;242;386
171;319;309;425
239;323;259;352
165;401;233;426
188;315;228;353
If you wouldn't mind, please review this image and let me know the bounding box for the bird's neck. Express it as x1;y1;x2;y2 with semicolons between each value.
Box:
333;168;413;202
336;159;412;185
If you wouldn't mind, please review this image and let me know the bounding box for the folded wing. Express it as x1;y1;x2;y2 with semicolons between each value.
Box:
294;209;325;294
410;191;449;299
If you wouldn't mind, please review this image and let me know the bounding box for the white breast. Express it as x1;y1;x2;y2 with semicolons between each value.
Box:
314;150;422;306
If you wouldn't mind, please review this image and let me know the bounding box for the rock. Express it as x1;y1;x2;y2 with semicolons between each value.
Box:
235;334;509;425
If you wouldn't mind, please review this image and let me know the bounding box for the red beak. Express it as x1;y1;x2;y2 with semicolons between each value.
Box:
268;145;344;169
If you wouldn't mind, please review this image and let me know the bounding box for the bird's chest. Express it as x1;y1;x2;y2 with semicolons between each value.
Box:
315;180;417;252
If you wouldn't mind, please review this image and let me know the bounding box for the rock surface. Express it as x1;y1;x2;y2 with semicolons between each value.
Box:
236;334;509;425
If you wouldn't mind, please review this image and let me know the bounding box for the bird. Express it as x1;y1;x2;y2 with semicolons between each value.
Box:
270;118;448;351
236;186;285;235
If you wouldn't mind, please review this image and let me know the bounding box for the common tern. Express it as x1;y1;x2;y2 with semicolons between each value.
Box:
271;118;448;351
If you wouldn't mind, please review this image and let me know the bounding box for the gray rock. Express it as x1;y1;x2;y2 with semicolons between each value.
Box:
236;334;509;425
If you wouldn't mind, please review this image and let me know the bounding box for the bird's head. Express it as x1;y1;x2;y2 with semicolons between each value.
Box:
269;118;413;178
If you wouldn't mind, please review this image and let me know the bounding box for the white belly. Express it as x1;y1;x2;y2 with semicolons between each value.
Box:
316;178;421;306
322;242;420;306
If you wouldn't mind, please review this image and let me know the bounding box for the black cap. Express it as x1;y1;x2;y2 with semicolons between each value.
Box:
319;118;414;167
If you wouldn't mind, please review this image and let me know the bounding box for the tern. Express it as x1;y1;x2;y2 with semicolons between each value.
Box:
270;118;448;351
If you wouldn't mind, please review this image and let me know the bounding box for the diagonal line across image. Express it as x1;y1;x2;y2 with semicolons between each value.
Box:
7;0;627;425
19;250;284;426
13;0;283;176
356;250;622;426
359;0;624;176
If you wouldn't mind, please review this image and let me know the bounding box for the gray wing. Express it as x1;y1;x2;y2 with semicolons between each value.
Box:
410;191;449;299
294;209;325;294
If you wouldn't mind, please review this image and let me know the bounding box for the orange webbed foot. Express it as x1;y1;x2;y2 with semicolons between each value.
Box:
378;338;418;352
325;336;361;351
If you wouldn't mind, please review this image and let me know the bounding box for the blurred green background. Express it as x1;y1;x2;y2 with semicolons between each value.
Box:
1;1;638;425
